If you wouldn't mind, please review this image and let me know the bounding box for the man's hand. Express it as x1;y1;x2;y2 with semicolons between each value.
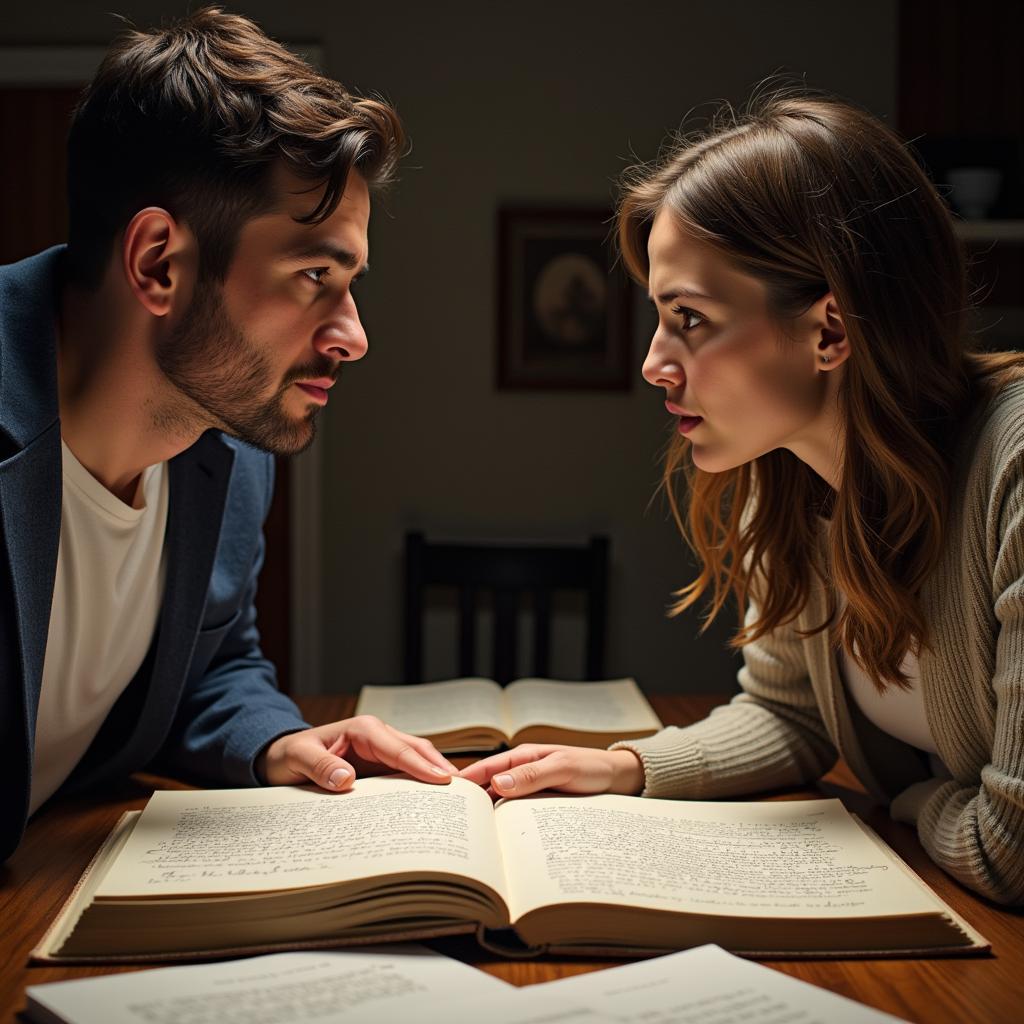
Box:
459;744;644;799
256;716;459;791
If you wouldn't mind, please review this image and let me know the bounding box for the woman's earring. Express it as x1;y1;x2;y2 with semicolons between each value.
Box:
821;355;831;364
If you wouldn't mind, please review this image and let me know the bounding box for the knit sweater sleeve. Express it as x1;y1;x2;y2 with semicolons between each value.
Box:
892;459;1024;905
610;601;838;799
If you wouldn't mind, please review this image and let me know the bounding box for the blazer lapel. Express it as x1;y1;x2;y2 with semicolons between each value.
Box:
146;432;237;728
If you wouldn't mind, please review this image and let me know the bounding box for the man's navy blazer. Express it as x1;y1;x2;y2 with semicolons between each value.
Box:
0;247;309;861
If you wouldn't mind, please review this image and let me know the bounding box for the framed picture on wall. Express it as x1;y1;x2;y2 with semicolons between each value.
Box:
497;207;633;390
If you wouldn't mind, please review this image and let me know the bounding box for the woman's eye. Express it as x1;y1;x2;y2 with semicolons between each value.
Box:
302;267;330;286
671;305;705;331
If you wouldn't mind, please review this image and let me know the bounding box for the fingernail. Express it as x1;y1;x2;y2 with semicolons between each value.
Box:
329;768;350;788
495;773;515;790
431;766;449;776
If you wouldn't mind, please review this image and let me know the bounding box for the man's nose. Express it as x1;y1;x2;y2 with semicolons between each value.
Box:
313;294;368;362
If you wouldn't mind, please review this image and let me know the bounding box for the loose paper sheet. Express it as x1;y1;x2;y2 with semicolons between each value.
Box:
530;943;909;1023
25;946;513;1024
24;944;911;1024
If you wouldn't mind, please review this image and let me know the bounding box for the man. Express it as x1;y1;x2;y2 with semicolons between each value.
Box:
0;6;455;862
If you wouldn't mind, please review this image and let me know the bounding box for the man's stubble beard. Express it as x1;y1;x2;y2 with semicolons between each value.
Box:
154;279;328;457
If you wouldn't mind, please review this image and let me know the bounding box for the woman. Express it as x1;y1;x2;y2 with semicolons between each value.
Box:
461;88;1024;905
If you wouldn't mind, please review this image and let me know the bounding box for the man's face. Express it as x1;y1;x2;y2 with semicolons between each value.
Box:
156;168;371;455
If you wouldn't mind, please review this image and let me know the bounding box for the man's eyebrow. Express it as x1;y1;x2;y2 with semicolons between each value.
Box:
281;243;368;275
649;286;717;304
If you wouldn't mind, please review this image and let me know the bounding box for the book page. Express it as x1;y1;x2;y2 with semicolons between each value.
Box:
534;943;908;1023
95;777;508;903
504;678;661;736
26;946;514;1024
495;795;943;923
355;678;508;737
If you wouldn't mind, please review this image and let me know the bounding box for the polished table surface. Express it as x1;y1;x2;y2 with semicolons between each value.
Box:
2;693;1022;1023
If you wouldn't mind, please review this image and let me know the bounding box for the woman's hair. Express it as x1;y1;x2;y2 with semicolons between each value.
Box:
66;6;405;288
617;85;1024;691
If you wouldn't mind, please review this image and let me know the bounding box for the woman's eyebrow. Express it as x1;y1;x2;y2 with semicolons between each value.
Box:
649;286;717;304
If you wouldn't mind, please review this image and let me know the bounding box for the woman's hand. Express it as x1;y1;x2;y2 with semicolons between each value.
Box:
256;716;459;791
459;744;644;799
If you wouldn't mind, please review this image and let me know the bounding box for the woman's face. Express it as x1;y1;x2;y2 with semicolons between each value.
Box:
642;207;845;482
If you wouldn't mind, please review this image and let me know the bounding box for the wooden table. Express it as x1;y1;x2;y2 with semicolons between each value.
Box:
2;694;1021;1023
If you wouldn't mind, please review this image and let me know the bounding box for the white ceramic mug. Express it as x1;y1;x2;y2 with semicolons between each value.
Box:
946;166;1003;220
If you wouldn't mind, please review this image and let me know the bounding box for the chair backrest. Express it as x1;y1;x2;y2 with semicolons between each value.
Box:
403;532;609;684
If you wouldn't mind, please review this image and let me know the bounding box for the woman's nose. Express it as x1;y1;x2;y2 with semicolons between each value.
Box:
642;334;685;389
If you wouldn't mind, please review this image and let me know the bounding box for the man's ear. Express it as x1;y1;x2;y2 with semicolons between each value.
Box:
807;291;849;371
121;208;195;317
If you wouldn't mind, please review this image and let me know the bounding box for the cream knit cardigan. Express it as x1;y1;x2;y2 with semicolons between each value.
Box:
612;379;1024;905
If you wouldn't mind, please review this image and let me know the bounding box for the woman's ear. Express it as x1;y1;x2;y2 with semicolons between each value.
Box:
810;292;849;371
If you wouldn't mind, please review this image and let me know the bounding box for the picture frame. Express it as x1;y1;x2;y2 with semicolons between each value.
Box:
497;207;633;390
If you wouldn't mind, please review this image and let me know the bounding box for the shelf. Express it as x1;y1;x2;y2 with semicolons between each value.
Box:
954;220;1024;243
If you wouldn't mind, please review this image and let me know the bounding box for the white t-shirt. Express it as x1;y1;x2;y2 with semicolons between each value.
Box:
29;441;168;814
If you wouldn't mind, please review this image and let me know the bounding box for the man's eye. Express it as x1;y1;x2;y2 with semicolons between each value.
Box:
671;305;705;331
302;267;330;286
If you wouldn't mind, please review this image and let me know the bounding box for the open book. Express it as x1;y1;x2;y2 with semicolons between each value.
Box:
33;777;989;964
353;677;662;750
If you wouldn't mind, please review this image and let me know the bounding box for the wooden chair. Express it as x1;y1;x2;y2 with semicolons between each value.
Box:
403;532;609;684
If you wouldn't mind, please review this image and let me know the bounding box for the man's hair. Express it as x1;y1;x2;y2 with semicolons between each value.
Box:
66;5;404;287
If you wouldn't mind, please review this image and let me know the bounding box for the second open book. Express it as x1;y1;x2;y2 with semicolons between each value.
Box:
353;677;663;750
34;776;988;963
